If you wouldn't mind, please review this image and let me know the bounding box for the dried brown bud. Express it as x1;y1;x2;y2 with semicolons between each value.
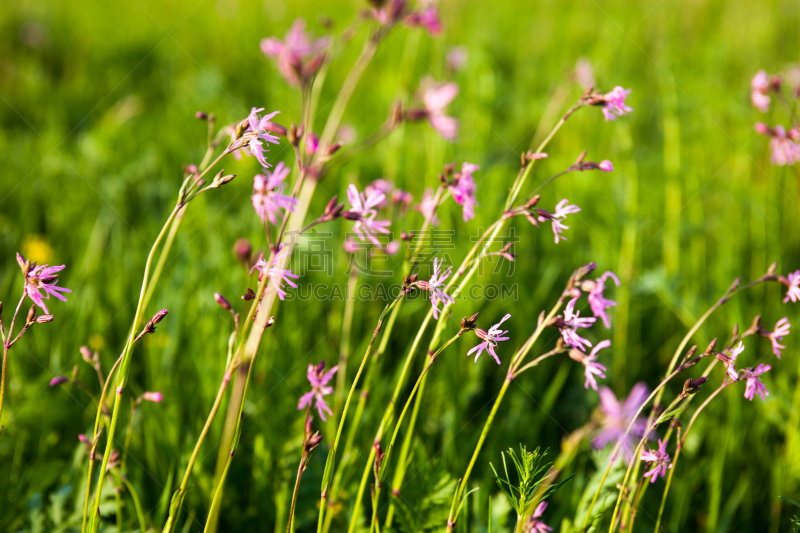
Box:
326;141;343;156
460;312;480;331
288;123;300;146
389;100;404;128
683;377;708;395
321;196;344;222
525;194;541;208
136;309;169;340
26;305;36;324
214;293;232;311
575;150;588;165
766;262;778;278
242;288;256;301
703;338;717;356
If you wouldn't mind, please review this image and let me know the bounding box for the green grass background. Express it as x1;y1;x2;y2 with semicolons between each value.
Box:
1;0;799;531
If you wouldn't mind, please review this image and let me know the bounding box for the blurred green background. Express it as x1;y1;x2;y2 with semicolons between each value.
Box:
1;0;799;531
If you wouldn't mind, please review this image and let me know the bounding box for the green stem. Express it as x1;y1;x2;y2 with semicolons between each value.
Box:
334;269;359;416
0;291;27;432
120;474;148;533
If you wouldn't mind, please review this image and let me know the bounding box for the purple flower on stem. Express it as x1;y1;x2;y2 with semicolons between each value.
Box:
537;200;581;244
525;501;552;533
742;364;771;401
762;317;790;358
718;341;744;382
423;82;459;140
345;184;392;247
768;125;800;166
449;163;479;222
593;382;651;462
781;270;800;303
298;361;338;421
468;314;511;365
640;439;672;483
252;162;297;225
231;108;282;167
24;262;71;314
751;70;771;112
50;376;69;387
251;245;300;301
598;160;614;172
406;5;443;36
365;179;394;209
584;271;620;328
420;257;454;319
557;297;596;352
600;87;633;121
416;188;440;226
260;19;330;86
570;339;610;391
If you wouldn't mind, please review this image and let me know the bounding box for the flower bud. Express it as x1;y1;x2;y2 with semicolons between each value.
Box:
326;141;343;156
80;346;93;363
196;111;209;120
599;160;614;172
242;288;256;301
754;122;769;135
234;238;253;266
141;391;163;403
50;376;69;387
26;305;36;325
263;121;288;136
683;377;708;395
214;293;232;311
35;314;54;323
305;132;320;155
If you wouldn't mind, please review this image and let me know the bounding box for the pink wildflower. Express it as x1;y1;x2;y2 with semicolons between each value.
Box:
537;200;581;244
230;107;281;167
782;270;800;303
406;5;442;36
742;364;771;401
593;382;651;462
570;340;610;391
751;70;771;112
365;179;394;209
640;439;672;483
23;262;71;314
252;162;297;225
345;184;392;247
601;87;633;121
769;125;800;166
556;297;596;352
415;188;440;226
260;19;330;86
446;46;468;71
449;162;479;221
251;245;300;301
584;271;620;328
391;189;414;212
762;317;790;358
524;502;552;533
297;361;338;421
423;82;459;140
468;314;511;365
50;376;68;387
419;257;454;319
717;341;744;382
598;160;614;172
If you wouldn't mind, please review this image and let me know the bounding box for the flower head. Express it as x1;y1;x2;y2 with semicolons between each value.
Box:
593;382;651;462
524;501;552;533
406;5;442;36
751;70;772;112
601;87;633;121
252;162;297;225
345;184;392;247
537;200;581;244
251;245;300;301
555;297;597;352
449;162;479;221
298;361;338;421
585;271;620;328
782;270;800;303
768;125;800;166
468;314;511;365
23;261;71;314
446;46;468;72
415;188;440;226
420;257;454;319
365;179;394;209
640;439;672;483
422;82;459;140
260;19;330;86
570;340;610;391
50;376;69;387
742;364;771;401
230;107;282;167
761;317;790;358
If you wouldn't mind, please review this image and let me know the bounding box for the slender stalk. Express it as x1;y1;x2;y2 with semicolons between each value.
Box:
334;269;359;416
653;381;729;532
287;406;312;533
120;475;148;533
0;292;27;430
608;394;685;532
